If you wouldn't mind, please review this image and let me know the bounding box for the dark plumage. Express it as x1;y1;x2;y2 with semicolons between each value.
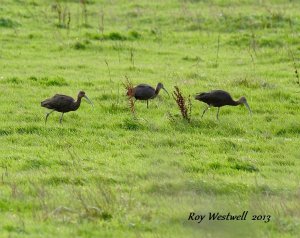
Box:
41;91;93;124
195;90;252;119
127;83;169;108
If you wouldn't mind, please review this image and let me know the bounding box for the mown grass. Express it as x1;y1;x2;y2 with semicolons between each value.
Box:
0;0;300;237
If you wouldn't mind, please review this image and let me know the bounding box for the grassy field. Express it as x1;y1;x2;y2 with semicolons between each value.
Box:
1;0;300;237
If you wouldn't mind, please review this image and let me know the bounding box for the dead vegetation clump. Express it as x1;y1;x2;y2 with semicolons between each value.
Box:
123;77;135;115
172;86;192;122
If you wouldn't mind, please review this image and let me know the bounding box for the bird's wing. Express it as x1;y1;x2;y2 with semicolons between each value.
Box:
136;84;152;87
210;90;233;101
41;94;75;109
196;90;233;106
134;84;155;99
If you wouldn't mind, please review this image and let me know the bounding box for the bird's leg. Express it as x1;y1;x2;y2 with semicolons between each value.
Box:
201;106;209;118
216;107;220;120
59;113;64;124
45;110;55;124
147;100;149;109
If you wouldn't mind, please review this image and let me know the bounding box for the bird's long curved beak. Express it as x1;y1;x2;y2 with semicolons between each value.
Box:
84;95;94;107
162;87;170;97
244;101;252;115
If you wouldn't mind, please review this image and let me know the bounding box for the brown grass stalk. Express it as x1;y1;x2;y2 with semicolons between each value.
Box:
288;48;300;85
123;77;135;115
172;86;191;122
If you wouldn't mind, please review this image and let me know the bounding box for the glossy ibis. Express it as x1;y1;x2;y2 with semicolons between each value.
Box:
195;90;252;120
127;83;169;108
41;91;93;124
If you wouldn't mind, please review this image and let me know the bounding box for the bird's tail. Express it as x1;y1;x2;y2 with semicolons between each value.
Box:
194;92;205;100
41;99;50;108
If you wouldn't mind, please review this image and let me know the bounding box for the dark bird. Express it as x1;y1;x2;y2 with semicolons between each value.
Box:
41;91;93;124
127;83;169;108
195;90;252;120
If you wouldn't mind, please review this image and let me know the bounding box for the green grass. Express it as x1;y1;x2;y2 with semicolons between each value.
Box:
0;0;300;237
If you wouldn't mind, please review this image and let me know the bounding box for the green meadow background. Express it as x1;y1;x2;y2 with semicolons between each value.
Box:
0;0;300;237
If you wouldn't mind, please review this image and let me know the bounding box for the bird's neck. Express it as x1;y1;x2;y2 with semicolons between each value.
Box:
74;96;82;109
154;87;161;96
233;98;242;106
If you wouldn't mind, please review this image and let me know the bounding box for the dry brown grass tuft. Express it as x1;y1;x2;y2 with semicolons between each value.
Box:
123;77;135;115
172;86;192;122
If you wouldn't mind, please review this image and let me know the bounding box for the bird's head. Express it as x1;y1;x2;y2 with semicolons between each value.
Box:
78;91;94;107
157;83;170;97
78;91;86;98
157;83;164;89
238;96;252;115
